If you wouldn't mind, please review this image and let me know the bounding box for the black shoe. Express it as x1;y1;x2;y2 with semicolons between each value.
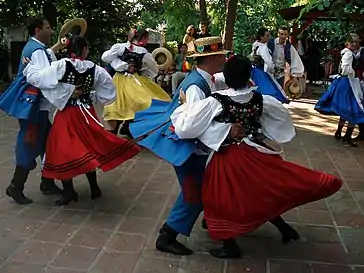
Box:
334;131;342;140
209;246;241;259
201;218;208;230
54;191;79;206
55;179;79;206
91;187;102;200
155;235;193;255
353;134;364;141
209;239;241;259
281;226;300;244
342;137;358;147
40;178;63;195
6;185;33;204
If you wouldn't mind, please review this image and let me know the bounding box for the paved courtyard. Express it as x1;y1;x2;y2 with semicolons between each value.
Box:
0;99;364;272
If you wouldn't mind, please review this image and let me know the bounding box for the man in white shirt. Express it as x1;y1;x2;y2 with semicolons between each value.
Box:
267;26;304;87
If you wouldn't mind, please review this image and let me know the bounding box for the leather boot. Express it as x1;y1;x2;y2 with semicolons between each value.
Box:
209;238;241;259
270;216;299;244
86;171;101;200
54;179;79;206
5;166;32;204
155;223;193;255
40;177;63;195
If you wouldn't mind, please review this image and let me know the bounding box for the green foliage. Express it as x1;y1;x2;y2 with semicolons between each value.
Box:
233;0;295;56
0;0;139;63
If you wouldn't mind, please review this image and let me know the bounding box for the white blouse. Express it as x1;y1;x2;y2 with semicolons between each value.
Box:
171;87;296;153
101;42;159;79
252;41;275;74
340;48;355;77
23;58;116;110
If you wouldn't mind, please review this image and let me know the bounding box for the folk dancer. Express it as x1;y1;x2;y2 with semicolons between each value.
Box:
251;27;289;103
267;26;304;89
23;36;141;205
129;37;245;255
315;33;364;147
102;28;171;137
172;55;342;258
0;16;63;204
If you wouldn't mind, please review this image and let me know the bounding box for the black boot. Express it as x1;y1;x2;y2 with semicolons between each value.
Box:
119;120;133;139
342;127;357;147
40;177;63;195
270;216;299;244
353;123;364;141
108;121;122;135
5;166;32;204
155;223;193;255
209;238;241;259
86;171;101;200
54;179;79;206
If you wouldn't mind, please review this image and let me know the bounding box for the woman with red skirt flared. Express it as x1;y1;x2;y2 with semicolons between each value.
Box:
171;55;342;258
23;36;140;206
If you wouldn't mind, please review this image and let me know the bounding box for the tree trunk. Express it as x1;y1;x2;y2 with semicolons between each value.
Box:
199;0;208;24
223;0;237;50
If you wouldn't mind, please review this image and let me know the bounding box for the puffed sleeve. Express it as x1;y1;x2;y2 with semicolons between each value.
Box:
260;95;296;143
93;65;116;105
340;49;355;77
23;59;66;89
101;43;129;72
140;52;159;79
290;46;304;77
257;45;275;74
171;96;223;139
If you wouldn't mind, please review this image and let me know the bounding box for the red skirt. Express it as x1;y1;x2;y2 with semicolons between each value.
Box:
43;105;141;180
202;143;342;240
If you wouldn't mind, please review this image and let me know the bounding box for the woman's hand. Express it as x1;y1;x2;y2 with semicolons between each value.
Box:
179;89;187;104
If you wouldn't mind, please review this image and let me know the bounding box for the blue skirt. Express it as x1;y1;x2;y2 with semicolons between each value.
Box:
315;77;364;124
251;68;289;103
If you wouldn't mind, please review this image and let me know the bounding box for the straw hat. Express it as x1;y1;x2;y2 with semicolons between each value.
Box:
51;18;87;51
151;47;173;70
188;36;228;58
284;79;302;99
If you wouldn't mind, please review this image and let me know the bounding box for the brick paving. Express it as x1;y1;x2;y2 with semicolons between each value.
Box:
0;100;364;272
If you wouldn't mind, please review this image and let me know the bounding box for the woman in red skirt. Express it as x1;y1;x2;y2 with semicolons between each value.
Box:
23;36;141;205
171;54;342;258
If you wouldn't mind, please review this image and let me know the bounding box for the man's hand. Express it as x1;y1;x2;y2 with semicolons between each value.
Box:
127;64;136;74
22;57;31;66
229;123;245;141
71;83;83;98
179;89;186;104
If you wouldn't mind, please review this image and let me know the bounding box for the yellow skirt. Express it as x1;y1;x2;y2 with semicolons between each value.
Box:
103;73;171;121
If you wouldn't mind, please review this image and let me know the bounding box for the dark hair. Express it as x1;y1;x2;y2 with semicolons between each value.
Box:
279;25;289;32
129;28;149;43
256;27;269;41
179;43;187;51
27;16;47;36
223;54;252;89
67;36;88;57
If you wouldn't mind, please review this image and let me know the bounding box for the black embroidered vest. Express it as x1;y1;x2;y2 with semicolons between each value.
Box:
59;61;96;106
212;92;264;143
119;48;145;73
